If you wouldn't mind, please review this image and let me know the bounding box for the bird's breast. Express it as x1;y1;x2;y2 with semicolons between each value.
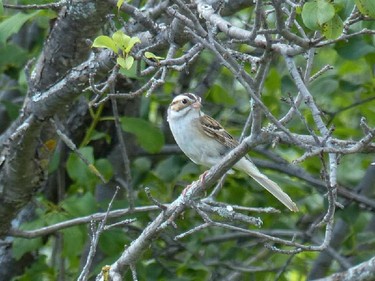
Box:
169;116;220;167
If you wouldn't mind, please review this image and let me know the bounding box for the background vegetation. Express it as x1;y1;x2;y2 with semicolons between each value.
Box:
0;0;375;280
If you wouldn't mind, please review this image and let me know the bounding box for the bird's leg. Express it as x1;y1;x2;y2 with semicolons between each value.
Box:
198;170;208;187
182;170;208;196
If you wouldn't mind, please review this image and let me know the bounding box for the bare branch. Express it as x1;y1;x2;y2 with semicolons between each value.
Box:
8;205;161;238
311;256;375;281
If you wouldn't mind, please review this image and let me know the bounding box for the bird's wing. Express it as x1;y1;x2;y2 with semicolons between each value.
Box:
199;114;239;149
199;114;299;212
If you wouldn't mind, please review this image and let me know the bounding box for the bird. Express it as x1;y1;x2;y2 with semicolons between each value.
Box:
167;93;298;212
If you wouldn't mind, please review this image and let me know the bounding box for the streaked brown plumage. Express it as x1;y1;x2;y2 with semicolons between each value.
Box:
167;93;298;212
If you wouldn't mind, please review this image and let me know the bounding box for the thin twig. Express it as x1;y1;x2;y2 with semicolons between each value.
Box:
78;186;121;281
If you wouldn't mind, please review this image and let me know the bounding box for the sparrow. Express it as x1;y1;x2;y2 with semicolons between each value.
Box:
167;93;298;212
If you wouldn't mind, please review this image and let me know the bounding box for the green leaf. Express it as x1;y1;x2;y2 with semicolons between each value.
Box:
336;37;375;60
112;30;131;53
124;56;134;69
60;192;97;217
124;36;141;53
145;51;164;61
120;117;165;153
0;11;40;44
355;0;375;18
322;14;343;39
13;236;43;260
62;226;85;258
133;157;152;173
117;57;127;69
44;209;69;225
12;219;45;260
88;130;111;143
92;35;118;54
295;5;302;14
302;0;335;30
117;56;134;70
95;158;113;182
154;156;184;182
207;84;235;105
338;59;372;85
334;0;354;15
119;59;145;79
66;146;95;185
99;229;128;256
265;67;282;94
117;0;125;10
310;76;339;96
112;30;140;54
316;0;335;25
144;52;162;60
302;2;320;30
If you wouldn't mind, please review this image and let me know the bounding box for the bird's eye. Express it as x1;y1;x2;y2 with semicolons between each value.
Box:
181;99;188;104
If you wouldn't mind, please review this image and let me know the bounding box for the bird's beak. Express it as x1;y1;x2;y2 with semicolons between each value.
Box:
192;100;201;109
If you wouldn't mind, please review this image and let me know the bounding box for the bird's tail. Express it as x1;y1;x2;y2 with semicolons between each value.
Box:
237;159;299;212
